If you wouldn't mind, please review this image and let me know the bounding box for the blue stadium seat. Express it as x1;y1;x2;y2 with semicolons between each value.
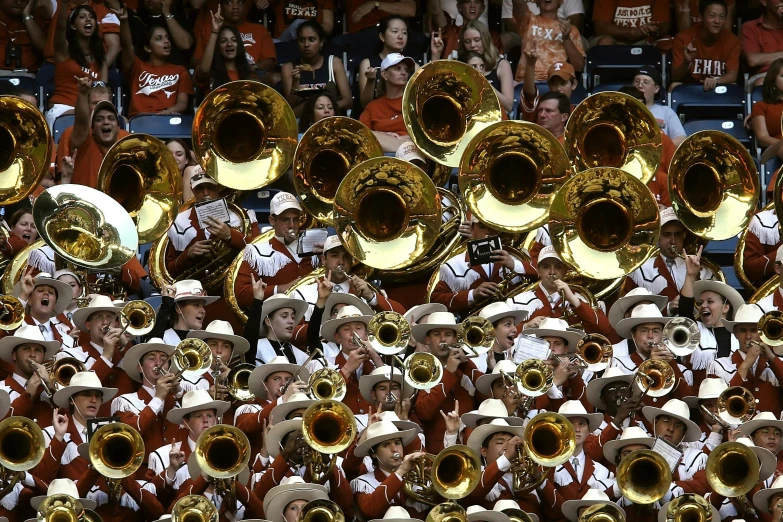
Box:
704;235;739;256
718;265;742;291
128;114;193;138
0;74;40;106
52;114;75;144
750;85;763;108
681;119;752;149
239;188;281;223
669;83;745;124
36;62;55;106
585;45;663;89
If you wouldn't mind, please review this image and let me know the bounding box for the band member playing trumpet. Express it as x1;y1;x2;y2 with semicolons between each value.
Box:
308;291;377;366
358;366;417;431
607;288;668;358
148;279;218;345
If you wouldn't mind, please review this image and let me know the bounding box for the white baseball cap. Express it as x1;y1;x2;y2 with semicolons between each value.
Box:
660;207;681;227
537;245;564;266
270;192;302;215
190;168;218;188
381;53;415;71
395;141;426;166
323;235;344;253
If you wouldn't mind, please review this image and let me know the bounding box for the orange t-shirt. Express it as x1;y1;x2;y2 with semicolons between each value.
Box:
49;58;101;106
359;96;407;135
128;57;193;116
197;67;239;95
672;25;740;83
751;101;783;141
193;20;275;66
0;9;45;71
687;0;734;25
270;0;335;38
515;15;585;82
592;0;670;27
345;0;407;33
70;128;130;189
57;126;75;171
44;0;119;60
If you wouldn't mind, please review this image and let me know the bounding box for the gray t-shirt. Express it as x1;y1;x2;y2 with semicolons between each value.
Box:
649;103;686;139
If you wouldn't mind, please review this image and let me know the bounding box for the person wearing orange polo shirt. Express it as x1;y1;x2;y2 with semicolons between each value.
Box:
590;0;671;47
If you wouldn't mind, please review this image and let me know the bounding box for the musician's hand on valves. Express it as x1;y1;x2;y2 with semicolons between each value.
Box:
502;435;523;460
614;397;641;425
52;409;69;442
205;216;231;241
474;282;499;299
186;239;213;259
282;379;308;402
552;359;572;386
208;382;229;401
446;347;466;374
102;327;121;355
553;279;580;307
345;343;369;373
740;342;763;374
350;276;374;301
650;344;675;361
439;401;460;435
154;372;178;400
490;249;516;270
398;451;426;476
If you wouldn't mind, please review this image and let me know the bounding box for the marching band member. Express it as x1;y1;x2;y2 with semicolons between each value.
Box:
641;399;707;480
12;270;75;349
475;302;527;373
262;476;328;522
508;247;616;342
739;412;783;465
148;280;218;345
752;475;783;522
758;245;783;313
358;365;416;432
709;304;783;416
743;202;781;288
403;304;448;357
235;192;317;308
247;293;310;365
681;377;730;451
561;489;625;522
461;398;526;436
29;480;97;522
606;288;667;357
53;269;83;327
475;362;527;419
307;291;375;365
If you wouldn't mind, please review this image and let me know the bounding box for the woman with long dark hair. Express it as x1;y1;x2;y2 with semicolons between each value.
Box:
194;6;255;92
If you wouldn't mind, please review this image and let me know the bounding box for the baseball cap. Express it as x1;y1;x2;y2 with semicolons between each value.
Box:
547;62;575;82
659;207;681;227
270;192;302;215
381;53;416;72
91;100;118;124
537;245;564;266
634;66;662;87
190;168;218;189
323;235;343;253
395;141;426;167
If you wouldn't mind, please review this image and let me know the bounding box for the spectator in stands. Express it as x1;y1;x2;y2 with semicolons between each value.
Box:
502;0;584;33
347;0;416;35
298;91;339;134
166;139;199;201
46;4;108;128
512;0;585;83
281;21;351;117
0;0;51;72
589;0;671;47
460;50;513;115
674;0;734;33
1;209;39;260
429;0;502;60
520;56;578;122
671;0;739;91
633;67;686;146
742;0;783;89
458;20;513;114
119;8;193;117
127;0;193;67
39;0;119;65
359;53;413;153
193;0;276;84
194;8;257;93
358;15;411;109
535;91;569;141
56;82;110;181
266;0;335;40
751;58;783;164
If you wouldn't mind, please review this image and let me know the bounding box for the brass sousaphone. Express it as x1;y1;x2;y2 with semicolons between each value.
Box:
96;134;181;244
403;60;502;167
564;91;662;182
193;80;297;190
459;121;571;233
0;96;52;205
294;117;383;225
669;131;759;241
333;157;441;270
549;168;660;280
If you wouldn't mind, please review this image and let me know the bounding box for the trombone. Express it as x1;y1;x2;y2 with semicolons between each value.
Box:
716;386;756;425
301;400;356;484
226;363;256;401
575;334;613;372
657;317;700;357
88;423;145;502
48;357;87;391
154;338;213;378
117;300;156;337
632;359;676;399
280;348;323;395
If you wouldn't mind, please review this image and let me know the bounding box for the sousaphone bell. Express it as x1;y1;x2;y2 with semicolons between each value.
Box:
549;168;660;280
193;80;297;190
333;157;441;270
459;120;570;233
669;131;759;241
294;117;383;225
96;134;181;243
0;96;51;205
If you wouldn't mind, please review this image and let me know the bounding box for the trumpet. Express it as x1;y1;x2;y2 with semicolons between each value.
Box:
716;386;756;426
154;338;212;378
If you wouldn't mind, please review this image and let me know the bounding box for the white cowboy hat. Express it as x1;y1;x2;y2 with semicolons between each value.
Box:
562;489;625;522
602;426;655;464
266;419;303;459
71;294;120;332
615;303;673;339
269;393;316;425
736;436;777;483
558;400;603;433
682;377;728;408
320;305;373;340
52;371;118;408
369;506;420;522
585;367;634;410
187;320;250;355
359;365;413;405
722;303;765;332
608;288;668;329
478;302;527;326
642;398;701;442
260;294;308;337
172;280;218;304
754;474;783;513
467;418;524;456
475;360;519;397
166;389;230;424
466;506;511;522
247;355;304;400
492;500;539;522
657;498;718;522
411;312;458;343
262;476;328;522
122;338;175;382
0;323;60;363
30;478;97;509
692;280;745;321
14;272;72;316
461;398;526;428
404;303;447;325
740;411;783;440
355;420;416;457
523;317;583;351
323;293;373;323
377;410;422;434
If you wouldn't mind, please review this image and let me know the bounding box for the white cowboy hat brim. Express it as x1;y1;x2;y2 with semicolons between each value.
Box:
467;423;524;456
166;399;231;424
740;418;783;439
263;486;328;522
608;294;668;329
461;412;525;429
53;383;118;409
270;398;316;425
522;327;583;352
187;330;250;355
602;437;655;464
260;298;308;337
468;512;511;522
615;315;672;340
585;373;634;411
563;500;624;522
355;427;416;457
122;341;175;382
641;406;702;442
692;280;746;320
358;372;413;405
0;334;59;364
481;309;528;326
755;484;783;513
174;294;219;305
72;305;121;332
683;393;721;408
14;276;73;316
248;362;304;400
267;419;303;459
410;322;458;343
30;494;96;510
561;411;604;433
321;314;373;340
324;293;374;321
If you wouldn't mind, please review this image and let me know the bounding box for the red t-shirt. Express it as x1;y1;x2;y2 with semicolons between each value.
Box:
592;0;670;27
0;9;45;71
751;100;783;141
270;0;335;38
359;96;407;135
49;58;101;106
128;57;193;116
672;25;740;83
70;128;130;188
741;17;783;75
44;0;119;60
193;20;275;66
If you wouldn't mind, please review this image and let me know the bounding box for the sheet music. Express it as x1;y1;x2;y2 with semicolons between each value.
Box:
651;436;683;473
513;334;551;363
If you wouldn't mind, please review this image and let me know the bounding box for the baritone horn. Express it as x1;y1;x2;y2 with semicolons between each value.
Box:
403;352;443;390
717;386;756;425
0;295;24;331
523;412;576;467
706;441;760;498
156;338;213;378
403;60;502;167
195;424;250;479
575;334;612;372
171;495;218;522
426;502;469;522
367;311;410;355
118;300;156;337
88;423;145;501
617;449;672;504
403;453;437;505
431;444;482;499
302;400;357;454
0;416;45;491
36;494;84;522
759;310;783;349
516;358;553;397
